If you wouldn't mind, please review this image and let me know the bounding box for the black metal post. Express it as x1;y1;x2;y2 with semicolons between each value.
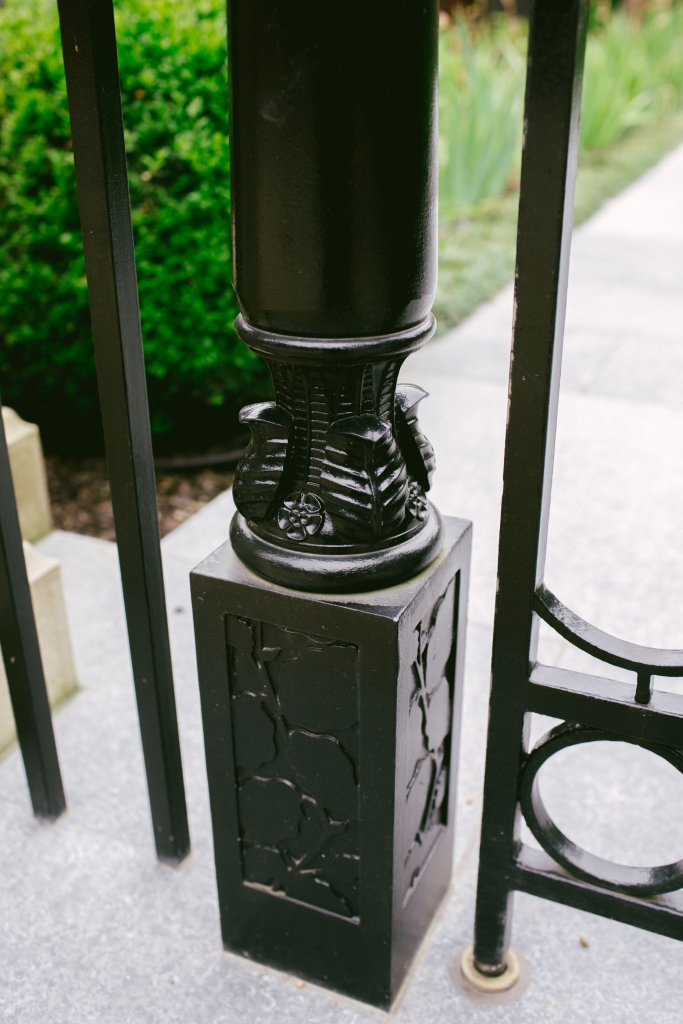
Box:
0;402;66;821
471;0;683;986
56;0;190;865
472;0;589;975
192;0;472;1007
228;0;442;591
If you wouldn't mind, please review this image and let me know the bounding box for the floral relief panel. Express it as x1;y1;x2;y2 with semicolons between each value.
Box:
225;615;360;921
402;578;457;906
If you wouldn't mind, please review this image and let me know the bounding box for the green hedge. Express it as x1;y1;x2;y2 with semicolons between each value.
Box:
0;0;267;453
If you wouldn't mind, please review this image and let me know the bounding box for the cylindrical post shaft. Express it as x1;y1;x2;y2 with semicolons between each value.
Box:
229;0;438;337
228;0;443;591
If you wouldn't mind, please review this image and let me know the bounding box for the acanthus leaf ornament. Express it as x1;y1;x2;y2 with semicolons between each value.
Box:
233;402;291;524
395;384;436;492
230;315;443;591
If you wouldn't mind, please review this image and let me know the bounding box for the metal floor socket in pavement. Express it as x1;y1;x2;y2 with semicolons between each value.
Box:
3;144;683;1022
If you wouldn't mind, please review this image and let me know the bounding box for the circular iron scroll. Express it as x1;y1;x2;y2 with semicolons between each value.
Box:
519;722;683;896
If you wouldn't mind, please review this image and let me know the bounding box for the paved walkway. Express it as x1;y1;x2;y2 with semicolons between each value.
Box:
3;145;683;1023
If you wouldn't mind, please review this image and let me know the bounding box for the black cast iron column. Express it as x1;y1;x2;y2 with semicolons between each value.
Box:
228;0;442;591
192;0;472;1008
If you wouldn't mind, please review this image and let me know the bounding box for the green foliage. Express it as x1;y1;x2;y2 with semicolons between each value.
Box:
580;4;683;149
0;0;265;450
438;2;683;218
435;4;683;334
438;17;526;217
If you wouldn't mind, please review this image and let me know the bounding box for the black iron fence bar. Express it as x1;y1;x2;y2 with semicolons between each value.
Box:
528;664;683;747
635;672;653;705
535;583;683;706
514;846;683;941
535;585;683;675
0;402;66;821
56;0;190;864
472;0;589;975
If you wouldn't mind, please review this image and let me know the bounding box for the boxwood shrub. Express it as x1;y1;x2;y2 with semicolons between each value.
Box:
0;0;268;454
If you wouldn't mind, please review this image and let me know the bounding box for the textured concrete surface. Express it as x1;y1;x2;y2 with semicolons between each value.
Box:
3;145;683;1021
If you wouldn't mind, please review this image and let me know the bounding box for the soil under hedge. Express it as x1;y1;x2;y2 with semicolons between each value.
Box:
46;457;234;541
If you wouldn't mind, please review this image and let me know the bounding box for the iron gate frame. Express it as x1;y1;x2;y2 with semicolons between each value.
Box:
473;0;683;977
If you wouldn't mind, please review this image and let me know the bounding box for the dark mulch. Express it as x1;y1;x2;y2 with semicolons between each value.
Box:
46;456;235;541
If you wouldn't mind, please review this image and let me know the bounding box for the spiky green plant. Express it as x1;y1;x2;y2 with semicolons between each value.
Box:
580;5;683;149
438;18;526;218
438;3;683;218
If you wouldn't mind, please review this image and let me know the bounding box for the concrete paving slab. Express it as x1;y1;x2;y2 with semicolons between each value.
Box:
162;488;236;569
585;333;683;404
564;278;683;343
586;142;683;243
568;233;683;293
0;801;384;1024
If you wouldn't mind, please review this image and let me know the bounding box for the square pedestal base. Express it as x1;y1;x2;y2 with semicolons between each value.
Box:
191;516;471;1008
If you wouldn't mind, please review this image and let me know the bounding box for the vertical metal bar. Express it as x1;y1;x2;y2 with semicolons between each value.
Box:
56;0;190;864
635;672;653;705
472;0;589;973
0;403;66;821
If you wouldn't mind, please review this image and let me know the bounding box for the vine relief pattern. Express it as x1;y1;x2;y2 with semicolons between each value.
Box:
226;615;360;921
402;579;457;906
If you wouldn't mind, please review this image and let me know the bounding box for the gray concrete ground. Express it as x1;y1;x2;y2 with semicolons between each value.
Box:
3;144;683;1022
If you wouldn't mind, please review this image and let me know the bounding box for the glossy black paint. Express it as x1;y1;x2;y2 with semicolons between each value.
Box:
0;403;65;821
231;313;443;590
230;502;442;593
195;0;468;1000
534;585;683;704
520;723;683;896
473;0;683;977
57;0;189;864
229;0;439;338
192;516;471;1007
229;0;442;590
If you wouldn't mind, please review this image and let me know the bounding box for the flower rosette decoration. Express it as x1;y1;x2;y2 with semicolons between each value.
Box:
407;481;428;522
278;492;324;541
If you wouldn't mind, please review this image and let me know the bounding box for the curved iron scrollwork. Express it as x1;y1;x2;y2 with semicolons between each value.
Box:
519;721;683;897
230;314;443;591
472;0;683;976
527;588;683;891
534;585;683;705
